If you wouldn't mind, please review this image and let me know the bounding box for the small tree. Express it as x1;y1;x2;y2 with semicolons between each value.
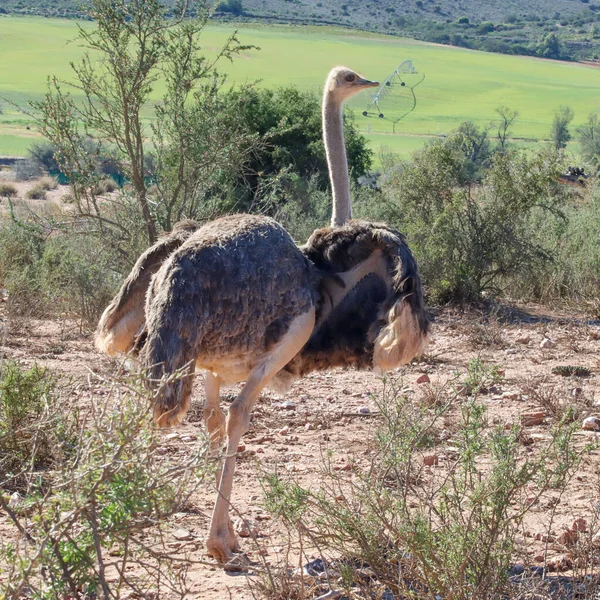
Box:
32;0;251;245
578;113;600;167
550;105;574;149
493;105;518;152
537;32;563;59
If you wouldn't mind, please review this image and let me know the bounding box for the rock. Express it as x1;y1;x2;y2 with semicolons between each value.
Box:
540;338;556;349
164;432;179;441
510;563;525;576
534;532;555;543
8;492;22;508
533;554;545;563
502;391;521;401
582;416;600;431
521;411;546;427
237;443;246;453
234;518;258;538
255;513;271;521
547;554;571;572
358;406;371;414
572;518;587;532
172;528;193;541
571;387;583;398
416;374;430;384
272;401;296;410
278;427;290;436
423;454;439;466
305;422;313;431
558;529;578;546
303;558;326;576
504;348;518;355
516;336;531;345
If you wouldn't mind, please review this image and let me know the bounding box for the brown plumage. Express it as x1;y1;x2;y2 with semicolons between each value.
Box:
95;219;200;356
94;66;429;566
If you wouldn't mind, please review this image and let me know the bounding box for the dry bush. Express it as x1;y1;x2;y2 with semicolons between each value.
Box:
25;184;47;200
257;368;592;600
0;183;17;198
38;176;58;191
467;320;507;350
0;363;211;599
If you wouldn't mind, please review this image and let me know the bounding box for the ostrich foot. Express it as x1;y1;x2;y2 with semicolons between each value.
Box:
207;522;242;564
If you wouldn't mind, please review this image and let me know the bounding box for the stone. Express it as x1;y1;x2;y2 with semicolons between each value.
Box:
558;529;578;546
172;528;193;541
358;406;371;414
547;554;571;572
582;416;600;431
515;336;531;345
521;411;546;427
540;338;556;349
416;374;430;384
572;518;587;532
234;518;258;538
8;492;22;508
423;454;439;466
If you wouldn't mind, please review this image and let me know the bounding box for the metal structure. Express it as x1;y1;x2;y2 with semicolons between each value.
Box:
362;60;425;132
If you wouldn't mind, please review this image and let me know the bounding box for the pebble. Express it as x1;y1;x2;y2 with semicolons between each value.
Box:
164;432;179;441
547;554;571;571
423;454;439;466
172;528;193;541
272;400;296;410
358;406;371;414
234;518;258;538
8;492;22;508
582;416;600;431
515;336;531;345
540;338;556;349
558;529;578;546
416;374;430;384
278;427;290;436
571;387;583;397
504;348;518;355
521;411;546;427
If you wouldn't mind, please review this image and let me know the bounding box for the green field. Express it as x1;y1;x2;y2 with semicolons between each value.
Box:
1;15;599;159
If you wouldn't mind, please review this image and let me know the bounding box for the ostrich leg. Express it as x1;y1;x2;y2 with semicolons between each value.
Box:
203;372;225;458
206;308;316;564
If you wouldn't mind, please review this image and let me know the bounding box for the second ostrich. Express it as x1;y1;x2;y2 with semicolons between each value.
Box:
96;67;429;564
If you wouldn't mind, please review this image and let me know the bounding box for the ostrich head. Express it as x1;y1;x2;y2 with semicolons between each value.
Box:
325;66;379;103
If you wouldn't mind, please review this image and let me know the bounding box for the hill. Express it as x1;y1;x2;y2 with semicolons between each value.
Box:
1;17;599;160
3;0;600;61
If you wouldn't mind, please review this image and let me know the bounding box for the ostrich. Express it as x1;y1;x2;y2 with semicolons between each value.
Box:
95;67;429;564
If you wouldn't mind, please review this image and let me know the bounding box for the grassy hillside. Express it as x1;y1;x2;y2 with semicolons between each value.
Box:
4;0;600;62
1;16;599;159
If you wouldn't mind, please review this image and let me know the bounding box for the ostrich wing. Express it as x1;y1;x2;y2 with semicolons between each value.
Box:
95;220;200;356
297;221;429;372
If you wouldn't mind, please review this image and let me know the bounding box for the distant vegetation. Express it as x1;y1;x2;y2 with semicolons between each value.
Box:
3;0;600;61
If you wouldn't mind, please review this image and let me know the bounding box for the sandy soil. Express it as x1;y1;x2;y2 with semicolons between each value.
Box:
1;300;599;598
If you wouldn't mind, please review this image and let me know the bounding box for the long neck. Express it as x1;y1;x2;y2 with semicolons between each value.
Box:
323;93;351;227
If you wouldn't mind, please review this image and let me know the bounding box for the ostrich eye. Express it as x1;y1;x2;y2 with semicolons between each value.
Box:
345;73;356;82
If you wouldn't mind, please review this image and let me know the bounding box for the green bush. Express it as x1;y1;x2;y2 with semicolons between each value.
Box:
0;360;68;490
0;371;210;598
260;371;587;600
40;234;121;323
380;139;565;302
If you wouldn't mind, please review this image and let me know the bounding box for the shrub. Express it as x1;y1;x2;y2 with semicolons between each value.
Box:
0;361;66;491
25;183;47;200
380;140;565;302
0;182;17;198
0;370;210;598
259;372;588;600
38;176;58;191
40;233;121;324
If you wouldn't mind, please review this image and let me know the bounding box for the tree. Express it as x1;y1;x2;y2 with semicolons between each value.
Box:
32;0;251;245
550;105;574;149
537;32;563;59
493;106;518;151
578;113;600;167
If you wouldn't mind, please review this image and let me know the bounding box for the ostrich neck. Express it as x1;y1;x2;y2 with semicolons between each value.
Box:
323;95;351;227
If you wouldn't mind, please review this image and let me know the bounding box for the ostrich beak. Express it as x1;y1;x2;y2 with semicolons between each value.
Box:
358;77;379;88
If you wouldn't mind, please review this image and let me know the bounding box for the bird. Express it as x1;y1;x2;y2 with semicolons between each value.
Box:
95;67;429;566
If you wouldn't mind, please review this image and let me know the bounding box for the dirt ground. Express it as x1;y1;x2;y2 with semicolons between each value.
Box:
1;300;600;598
